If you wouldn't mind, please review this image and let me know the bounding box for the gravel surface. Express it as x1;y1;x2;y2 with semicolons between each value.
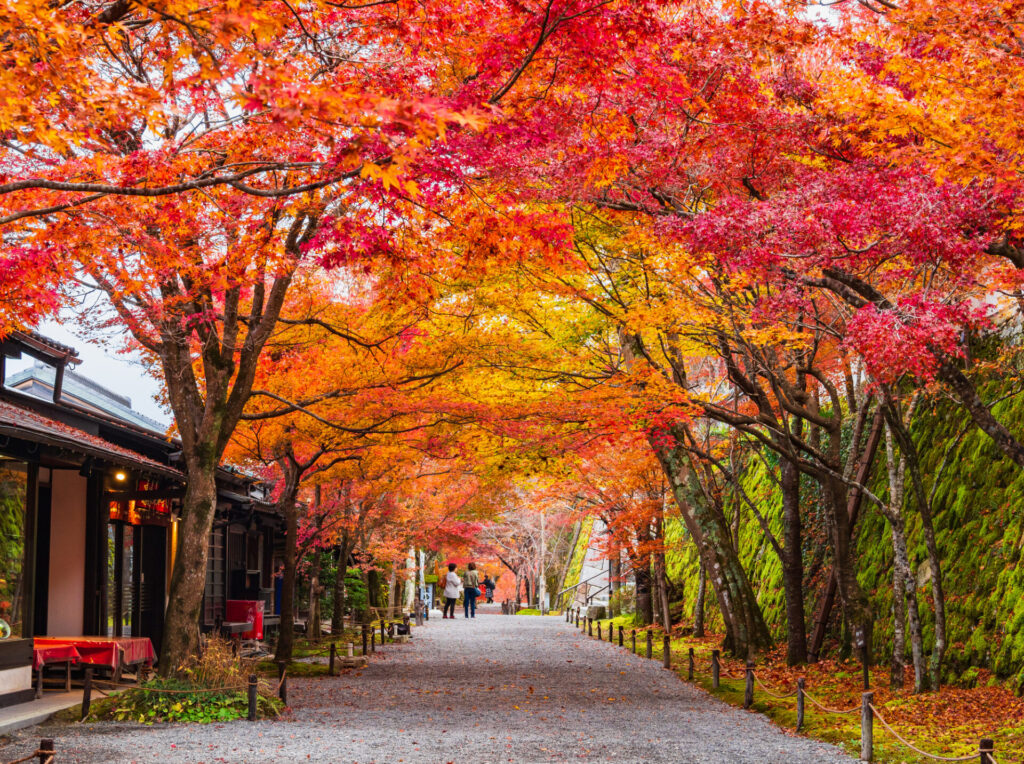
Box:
0;607;855;763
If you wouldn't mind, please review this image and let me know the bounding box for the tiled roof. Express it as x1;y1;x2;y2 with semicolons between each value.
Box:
9;329;80;362
0;399;181;478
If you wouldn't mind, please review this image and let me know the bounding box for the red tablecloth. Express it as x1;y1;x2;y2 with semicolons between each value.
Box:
34;637;156;671
32;644;81;671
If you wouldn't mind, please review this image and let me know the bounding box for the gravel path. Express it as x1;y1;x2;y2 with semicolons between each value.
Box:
1;608;855;763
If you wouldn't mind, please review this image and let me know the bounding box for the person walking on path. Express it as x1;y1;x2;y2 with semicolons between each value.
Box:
482;575;495;603
442;563;461;619
463;562;480;618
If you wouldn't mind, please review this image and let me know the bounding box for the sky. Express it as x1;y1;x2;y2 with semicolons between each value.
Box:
9;319;170;425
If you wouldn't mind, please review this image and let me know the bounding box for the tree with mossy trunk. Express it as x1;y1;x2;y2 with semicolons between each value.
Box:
652;431;772;656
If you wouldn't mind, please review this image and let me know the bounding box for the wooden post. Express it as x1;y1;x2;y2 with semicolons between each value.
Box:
645;631;653;660
618;625;624;647
796;677;806;732
575;610;579;628
81;667;93;721
860;691;873;763
371;629;376;653
631;630;636;654
687;648;694;681
597;622;602;640
277;661;288;705
744;661;754;709
37;739;54;764
712;650;720;689
609;623;614;644
247;674;258;721
588;618;593;637
662;636;671;669
329;642;337;676
380;619;386;643
362;624;369;656
979;739;995;764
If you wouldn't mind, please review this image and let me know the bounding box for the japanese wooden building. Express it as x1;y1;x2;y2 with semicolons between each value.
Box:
0;330;283;705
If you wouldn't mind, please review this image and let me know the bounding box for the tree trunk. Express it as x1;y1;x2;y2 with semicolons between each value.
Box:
808;410;884;660
884;399;947;690
693;560;706;637
890;559;907;690
275;494;299;663
902;438;947;691
883;422;926;691
386;568;397;613
609;554;621;617
309;552;321;644
654;435;770;656
159;464;218;675
822;475;873;664
367;569;381;609
780;457;807;665
634;561;654;625
654;514;671;632
332;540;350;632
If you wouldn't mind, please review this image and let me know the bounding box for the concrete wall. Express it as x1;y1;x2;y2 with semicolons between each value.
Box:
47;470;87;635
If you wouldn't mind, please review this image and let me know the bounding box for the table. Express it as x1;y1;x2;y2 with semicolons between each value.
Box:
218;621;254;654
34;637;156;682
32;643;81;698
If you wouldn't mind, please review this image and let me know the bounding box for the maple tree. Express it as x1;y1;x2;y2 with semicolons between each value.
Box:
4;0;1024;715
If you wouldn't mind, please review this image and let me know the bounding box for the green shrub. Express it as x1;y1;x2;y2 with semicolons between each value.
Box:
94;677;281;724
609;585;635;617
85;637;283;724
345;568;369;621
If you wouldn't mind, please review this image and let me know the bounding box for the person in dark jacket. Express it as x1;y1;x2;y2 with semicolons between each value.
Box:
482;575;496;604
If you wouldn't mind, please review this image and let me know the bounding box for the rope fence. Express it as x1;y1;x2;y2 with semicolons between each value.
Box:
568;606;1016;763
1;739;54;764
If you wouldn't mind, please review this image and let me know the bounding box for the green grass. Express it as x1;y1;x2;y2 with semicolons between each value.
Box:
515;608;562;616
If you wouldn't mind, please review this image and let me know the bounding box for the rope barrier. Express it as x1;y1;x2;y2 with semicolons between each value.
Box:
565;618;1022;762
91;679;248;695
751;672;798;700
801;689;860;715
868;704;978;762
2;750;48;764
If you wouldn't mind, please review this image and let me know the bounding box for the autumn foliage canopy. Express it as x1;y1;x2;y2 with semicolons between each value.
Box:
2;0;1024;698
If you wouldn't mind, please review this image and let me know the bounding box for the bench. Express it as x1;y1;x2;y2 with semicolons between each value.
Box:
33;644;80;698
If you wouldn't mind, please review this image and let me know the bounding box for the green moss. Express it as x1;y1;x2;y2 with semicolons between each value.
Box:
562;515;595;597
661;383;1024;689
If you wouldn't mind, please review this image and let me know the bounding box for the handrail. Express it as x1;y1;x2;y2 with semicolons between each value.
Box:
556;565;633;597
556;569;610;597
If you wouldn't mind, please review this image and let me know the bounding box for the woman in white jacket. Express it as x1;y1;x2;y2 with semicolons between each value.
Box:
442;562;461;619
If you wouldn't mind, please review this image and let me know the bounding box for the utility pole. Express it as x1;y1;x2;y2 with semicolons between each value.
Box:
539;508;547;615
